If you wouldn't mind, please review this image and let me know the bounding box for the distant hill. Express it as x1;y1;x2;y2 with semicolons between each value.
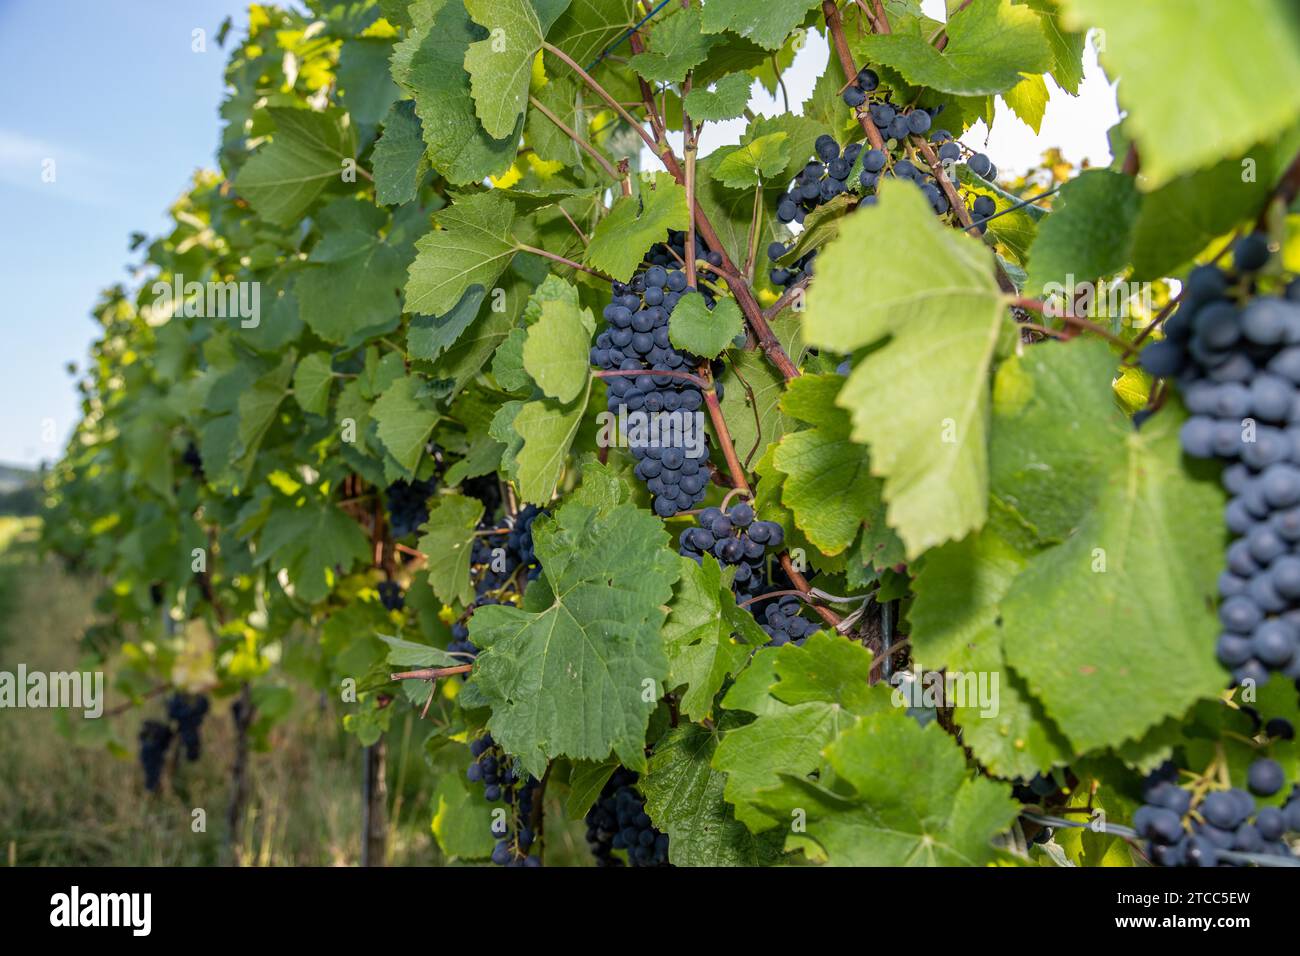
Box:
0;463;42;515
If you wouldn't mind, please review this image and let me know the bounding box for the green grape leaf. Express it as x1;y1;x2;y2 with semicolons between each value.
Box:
416;493;485;608
585;173;690;281
467;493;679;777
641;721;786;866
257;497;371;604
234;107;357;227
1129;133;1300;281
718;312;806;468
714;633;886;830
405;191;519;317
668;292;744;360
372;99;429;205
337;37;401;125
464;0;570;139
663;554;767;722
298;198;413;345
699;0;822;51
803;180;1012;559
430;771;497;860
407;0;521;185
292;352;334;415
909;529;1073;779
522;281;596;403
773;373;891;557
512;379;592;503
855;2;1053;96
526;76;587;170
710;132;790;189
751;712;1019;865
491;327;531;393
994;342;1228;751
1062;0;1300;189
683;72;753;122
1024;0;1085;95
1002;73;1049;134
1025;169;1141;294
407;286;489;363
372;376;441;475
627;6;721;83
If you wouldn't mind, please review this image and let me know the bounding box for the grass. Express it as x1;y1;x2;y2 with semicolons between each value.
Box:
0;516;446;866
0;516;593;867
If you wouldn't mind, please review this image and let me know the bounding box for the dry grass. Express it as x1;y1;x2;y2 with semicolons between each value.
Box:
0;517;592;867
0;517;441;866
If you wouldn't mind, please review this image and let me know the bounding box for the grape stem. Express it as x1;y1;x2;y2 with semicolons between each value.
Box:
390;665;473;681
515;243;612;281
552;33;802;381
527;94;620;181
1011;297;1136;354
779;553;843;629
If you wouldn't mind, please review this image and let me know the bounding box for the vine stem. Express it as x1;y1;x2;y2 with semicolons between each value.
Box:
779;553;842;628
391;665;473;681
552;34;801;381
515;243;611;281
1012;297;1136;353
823;1;886;152
528;94;620;181
700;368;752;494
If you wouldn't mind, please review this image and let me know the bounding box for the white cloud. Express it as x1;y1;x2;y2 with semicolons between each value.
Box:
0;128;119;205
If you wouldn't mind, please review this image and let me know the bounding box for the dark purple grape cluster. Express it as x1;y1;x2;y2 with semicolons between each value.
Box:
165;693;209;761
963;151;999;183
138;719;173;792
757;593;819;647
377;580;404;611
841;65;879;108
181;440;204;480
592;262;715;518
585;768;670;867
645;228;724;277
678;500;782;597
385;475;438;538
467;733;541;866
678;500;818;645
866;99;937;142
1136;758;1300;866
1139;237;1300;685
769;134;863;289
506;504;543;582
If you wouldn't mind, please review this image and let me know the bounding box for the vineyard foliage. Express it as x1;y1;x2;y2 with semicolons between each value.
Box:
42;0;1300;866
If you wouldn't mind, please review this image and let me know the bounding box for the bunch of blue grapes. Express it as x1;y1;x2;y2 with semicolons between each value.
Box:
1135;756;1300;866
467;733;541;866
138;719;174;793
678;500;817;645
592;261;716;517
166;693;209;761
645;228;724;277
585;768;670;867
377;580;404;611
385;475;438;538
678;500;781;596
1139;236;1300;685
769;135;863;289
506;504;543;582
181;441;204;480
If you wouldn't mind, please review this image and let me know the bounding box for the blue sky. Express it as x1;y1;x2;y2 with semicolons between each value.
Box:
0;0;1115;470
0;0;252;468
